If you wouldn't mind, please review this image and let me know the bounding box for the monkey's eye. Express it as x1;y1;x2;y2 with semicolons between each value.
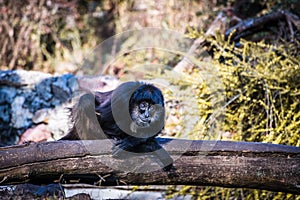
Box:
149;105;155;112
139;102;149;111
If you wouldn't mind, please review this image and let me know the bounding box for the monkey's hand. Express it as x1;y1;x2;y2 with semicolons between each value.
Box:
112;137;175;172
112;136;148;158
162;163;176;172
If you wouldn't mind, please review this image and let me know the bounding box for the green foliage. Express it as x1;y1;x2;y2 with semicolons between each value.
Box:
207;33;300;146
167;186;300;200
155;30;300;146
149;31;300;199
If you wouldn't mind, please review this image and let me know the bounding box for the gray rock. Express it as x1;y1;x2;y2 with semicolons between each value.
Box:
36;78;53;101
51;76;71;103
0;70;51;87
0;69;118;146
0;86;17;104
67;75;79;93
0;105;11;122
11;96;33;129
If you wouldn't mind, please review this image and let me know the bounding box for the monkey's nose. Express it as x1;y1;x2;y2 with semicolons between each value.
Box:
144;110;150;118
141;117;151;123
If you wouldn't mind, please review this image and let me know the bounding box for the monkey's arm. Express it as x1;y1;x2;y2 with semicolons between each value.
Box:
112;136;149;156
113;137;174;171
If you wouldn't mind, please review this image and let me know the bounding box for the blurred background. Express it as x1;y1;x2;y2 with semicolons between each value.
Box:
1;0;299;73
0;0;300;199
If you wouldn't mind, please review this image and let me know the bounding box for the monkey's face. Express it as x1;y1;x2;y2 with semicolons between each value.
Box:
131;100;163;128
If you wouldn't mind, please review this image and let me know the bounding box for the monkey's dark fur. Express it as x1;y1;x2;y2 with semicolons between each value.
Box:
61;82;174;171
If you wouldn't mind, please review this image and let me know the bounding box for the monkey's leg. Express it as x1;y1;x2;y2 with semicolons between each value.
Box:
61;93;106;140
139;139;174;171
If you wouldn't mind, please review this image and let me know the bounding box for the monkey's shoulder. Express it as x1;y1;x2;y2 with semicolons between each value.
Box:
94;90;113;105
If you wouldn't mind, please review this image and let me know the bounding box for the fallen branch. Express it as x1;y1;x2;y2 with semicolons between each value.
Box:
173;12;227;73
0;139;299;194
225;10;300;41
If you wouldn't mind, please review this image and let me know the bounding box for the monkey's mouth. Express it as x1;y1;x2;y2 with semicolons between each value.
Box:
137;118;151;126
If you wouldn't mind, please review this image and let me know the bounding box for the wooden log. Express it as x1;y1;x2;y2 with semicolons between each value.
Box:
0;139;299;194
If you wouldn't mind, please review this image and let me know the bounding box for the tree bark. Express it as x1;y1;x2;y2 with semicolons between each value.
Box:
0;139;299;194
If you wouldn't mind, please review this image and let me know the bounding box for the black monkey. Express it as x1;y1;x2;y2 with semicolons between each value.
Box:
61;81;174;171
